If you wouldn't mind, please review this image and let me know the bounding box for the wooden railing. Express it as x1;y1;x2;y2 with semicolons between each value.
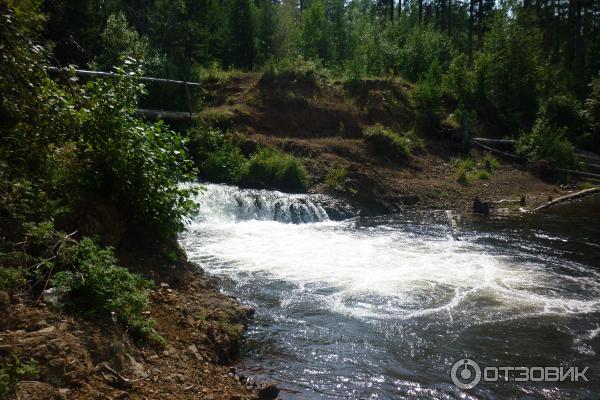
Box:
46;67;200;121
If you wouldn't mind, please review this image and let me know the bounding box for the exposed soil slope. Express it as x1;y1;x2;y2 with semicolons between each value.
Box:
1;259;270;400
199;73;589;214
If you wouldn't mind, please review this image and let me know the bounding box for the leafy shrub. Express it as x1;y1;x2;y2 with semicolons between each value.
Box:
581;73;600;150
539;95;586;145
517;117;577;169
260;56;324;87
0;356;38;400
363;124;412;160
75;64;198;239
240;148;308;192
482;154;500;173
0;268;26;291
188;125;308;192
187;126;248;183
51;238;162;344
456;169;470;185
325;164;348;191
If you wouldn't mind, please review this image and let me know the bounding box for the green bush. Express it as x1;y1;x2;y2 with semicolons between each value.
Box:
0;268;26;291
188;125;308;192
325;164;348;191
581;73;600;151
517;117;577;169
0;356;38;400
240;148;308;192
188;126;248;183
539;95;587;145
75;64;198;239
260;56;324;87
363;124;412;161
51;238;162;344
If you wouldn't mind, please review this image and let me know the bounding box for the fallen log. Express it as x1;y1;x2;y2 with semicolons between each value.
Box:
527;187;600;213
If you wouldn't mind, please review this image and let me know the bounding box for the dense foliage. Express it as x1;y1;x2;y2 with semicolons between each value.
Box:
1;2;196;345
188;125;309;192
37;0;600;160
0;356;38;400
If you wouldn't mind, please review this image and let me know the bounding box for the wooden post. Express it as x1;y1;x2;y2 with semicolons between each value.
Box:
183;80;193;122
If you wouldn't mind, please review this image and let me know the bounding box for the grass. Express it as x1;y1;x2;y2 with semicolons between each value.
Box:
453;154;500;184
363;124;413;161
325;164;348;191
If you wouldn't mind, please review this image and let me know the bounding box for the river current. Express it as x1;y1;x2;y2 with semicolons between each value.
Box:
180;183;600;399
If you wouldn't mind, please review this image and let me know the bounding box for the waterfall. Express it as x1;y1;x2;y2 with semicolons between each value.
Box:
192;183;344;224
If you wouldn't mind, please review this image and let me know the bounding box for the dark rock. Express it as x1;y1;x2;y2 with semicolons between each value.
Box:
473;197;490;215
520;195;527;206
258;382;280;400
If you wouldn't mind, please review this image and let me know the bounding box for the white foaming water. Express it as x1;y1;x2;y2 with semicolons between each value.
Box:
193;183;330;224
182;184;600;324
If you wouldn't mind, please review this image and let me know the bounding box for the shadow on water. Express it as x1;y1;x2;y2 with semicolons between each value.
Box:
180;185;600;400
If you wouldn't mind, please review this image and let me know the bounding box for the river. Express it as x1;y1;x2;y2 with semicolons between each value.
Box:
179;183;600;399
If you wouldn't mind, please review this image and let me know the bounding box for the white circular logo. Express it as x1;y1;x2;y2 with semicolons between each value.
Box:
451;358;481;389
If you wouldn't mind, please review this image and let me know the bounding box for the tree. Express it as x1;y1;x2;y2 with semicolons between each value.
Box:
301;0;328;60
257;0;278;64
95;12;164;73
229;0;256;69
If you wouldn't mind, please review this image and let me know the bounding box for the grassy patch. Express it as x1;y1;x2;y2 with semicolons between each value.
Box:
363;124;413;161
325;164;348;191
453;155;500;184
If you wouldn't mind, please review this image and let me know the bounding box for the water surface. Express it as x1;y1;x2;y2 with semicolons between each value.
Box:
180;184;600;399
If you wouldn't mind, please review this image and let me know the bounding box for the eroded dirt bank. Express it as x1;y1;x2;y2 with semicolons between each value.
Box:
0;258;275;400
198;73;596;215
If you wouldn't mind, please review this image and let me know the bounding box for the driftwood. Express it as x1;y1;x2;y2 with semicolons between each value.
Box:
527;187;600;213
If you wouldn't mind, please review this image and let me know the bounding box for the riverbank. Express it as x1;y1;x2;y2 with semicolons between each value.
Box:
0;256;274;400
195;72;597;215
